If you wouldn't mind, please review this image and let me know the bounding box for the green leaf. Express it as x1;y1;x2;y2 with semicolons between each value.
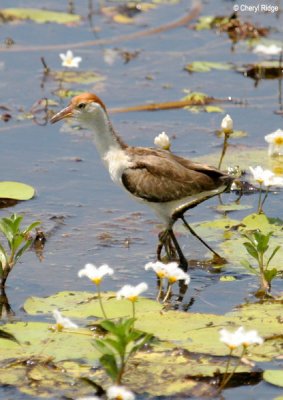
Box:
264;268;278;283
93;338;116;356
267;245;281;267
52;71;105;85
243;242;259;261
204;105;224;113
240;259;258;275
103;338;124;357
15;239;33;263
23;221;41;235
185;61;233;73
263;370;283;387
0;329;19;344
253;231;270;253
0;182;35;201
99;354;119;381
0;8;81;24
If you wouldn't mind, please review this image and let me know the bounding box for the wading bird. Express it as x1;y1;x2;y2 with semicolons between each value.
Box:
51;93;233;271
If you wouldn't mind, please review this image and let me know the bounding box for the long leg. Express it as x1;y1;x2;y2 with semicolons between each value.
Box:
168;229;188;271
180;215;224;261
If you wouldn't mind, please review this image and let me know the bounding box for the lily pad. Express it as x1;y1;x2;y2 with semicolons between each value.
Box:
24;290;163;319
0;321;99;363
185;61;233;73
0;8;81;25
0;181;35;201
263;370;283;387
194;146;283;173
22;291;283;362
52;70;105;84
189;213;283;272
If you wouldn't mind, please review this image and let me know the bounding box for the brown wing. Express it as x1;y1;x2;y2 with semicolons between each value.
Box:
121;147;232;203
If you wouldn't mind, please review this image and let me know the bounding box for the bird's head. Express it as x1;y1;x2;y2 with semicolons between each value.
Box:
50;93;107;125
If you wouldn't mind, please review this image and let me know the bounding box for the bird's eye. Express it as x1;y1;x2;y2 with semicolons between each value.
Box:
78;103;86;109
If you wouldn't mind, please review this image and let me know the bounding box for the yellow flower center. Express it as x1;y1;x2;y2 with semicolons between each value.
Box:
56;323;64;332
168;277;177;284
128;295;138;302
274;137;283;145
92;278;102;285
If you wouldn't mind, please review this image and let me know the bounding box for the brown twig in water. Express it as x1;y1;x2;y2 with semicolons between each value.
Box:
109;97;232;114
0;4;202;53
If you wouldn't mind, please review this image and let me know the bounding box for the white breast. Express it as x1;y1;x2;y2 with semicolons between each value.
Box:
103;148;133;185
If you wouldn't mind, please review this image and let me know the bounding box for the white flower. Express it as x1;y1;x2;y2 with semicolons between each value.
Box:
60;50;82;68
220;327;244;349
265;175;283;187
219;327;263;350
240;328;264;347
221;114;233;134
78;263;114;285
116;282;148;302
164;262;190;285
265;129;283;156
249;166;274;186
107;386;135;400
144;261;168;278
253;44;282;56
154;131;171;150
76;397;101;400
52;309;78;332
145;261;190;285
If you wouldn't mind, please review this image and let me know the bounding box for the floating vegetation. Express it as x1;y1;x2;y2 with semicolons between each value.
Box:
194;13;269;42
239;61;283;80
185;61;233;73
0;8;81;25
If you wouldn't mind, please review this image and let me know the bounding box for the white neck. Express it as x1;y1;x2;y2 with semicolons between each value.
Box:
78;107;124;160
77;106;132;185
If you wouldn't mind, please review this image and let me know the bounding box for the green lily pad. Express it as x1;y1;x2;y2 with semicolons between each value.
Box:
1;290;281;397
1;321;99;363
189;213;283;272
0;181;35;200
24;290;163;319
263;370;283;387
185;61;233;73
22;291;283;362
204;105;224;113
194;15;229;31
194;146;283;173
0;358;101;399
0;8;81;24
52;70;105;84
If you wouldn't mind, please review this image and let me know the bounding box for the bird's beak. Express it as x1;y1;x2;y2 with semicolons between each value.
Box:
50;105;73;124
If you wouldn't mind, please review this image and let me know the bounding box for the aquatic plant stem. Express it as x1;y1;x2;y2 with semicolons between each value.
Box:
156;278;164;301
97;285;108;319
257;184;263;213
132;301;136;320
163;283;172;303
218;347;246;392
260;187;270;210
218;132;229;169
